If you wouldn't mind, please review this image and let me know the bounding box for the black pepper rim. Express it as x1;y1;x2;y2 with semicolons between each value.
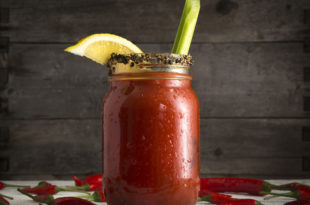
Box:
107;53;193;68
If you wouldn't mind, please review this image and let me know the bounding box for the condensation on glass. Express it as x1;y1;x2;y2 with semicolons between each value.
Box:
102;53;200;205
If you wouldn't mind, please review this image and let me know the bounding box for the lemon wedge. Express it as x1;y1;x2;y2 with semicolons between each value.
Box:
65;33;143;65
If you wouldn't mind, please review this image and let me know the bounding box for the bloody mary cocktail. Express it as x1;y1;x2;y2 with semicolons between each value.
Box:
103;53;200;205
64;1;201;204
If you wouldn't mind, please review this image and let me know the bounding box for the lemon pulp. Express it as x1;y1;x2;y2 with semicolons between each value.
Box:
65;33;143;65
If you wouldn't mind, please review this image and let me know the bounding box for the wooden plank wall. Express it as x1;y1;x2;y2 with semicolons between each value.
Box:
0;0;310;179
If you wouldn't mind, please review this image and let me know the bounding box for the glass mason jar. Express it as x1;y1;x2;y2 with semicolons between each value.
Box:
102;53;200;205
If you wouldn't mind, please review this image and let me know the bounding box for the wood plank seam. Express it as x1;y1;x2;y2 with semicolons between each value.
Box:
303;156;310;171
0;7;9;117
303;9;310;171
305;67;310;82
304;9;310;53
0;157;9;172
0;6;10;173
303;127;310;141
305;96;310;112
304;9;310;118
0;8;9;24
0;126;9;143
305;9;310;26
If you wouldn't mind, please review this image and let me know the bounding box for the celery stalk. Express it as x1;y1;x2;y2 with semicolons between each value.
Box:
172;0;200;55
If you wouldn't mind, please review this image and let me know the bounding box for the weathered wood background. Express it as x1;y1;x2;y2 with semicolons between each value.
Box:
0;0;310;179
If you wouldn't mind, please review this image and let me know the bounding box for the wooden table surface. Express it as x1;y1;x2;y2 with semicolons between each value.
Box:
1;179;309;205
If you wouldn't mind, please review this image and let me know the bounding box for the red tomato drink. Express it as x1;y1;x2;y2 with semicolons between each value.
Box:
103;53;200;205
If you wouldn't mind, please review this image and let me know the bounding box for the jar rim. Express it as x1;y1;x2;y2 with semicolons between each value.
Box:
107;53;193;75
108;72;193;81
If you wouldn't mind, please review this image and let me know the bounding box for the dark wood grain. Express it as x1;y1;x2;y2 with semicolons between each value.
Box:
201;158;306;178
201;119;310;177
3;0;310;43
202;119;307;158
3;43;307;119
1;0;309;179
0;119;102;177
0;118;309;178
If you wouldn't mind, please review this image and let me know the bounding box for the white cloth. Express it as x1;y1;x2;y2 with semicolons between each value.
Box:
1;180;309;205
